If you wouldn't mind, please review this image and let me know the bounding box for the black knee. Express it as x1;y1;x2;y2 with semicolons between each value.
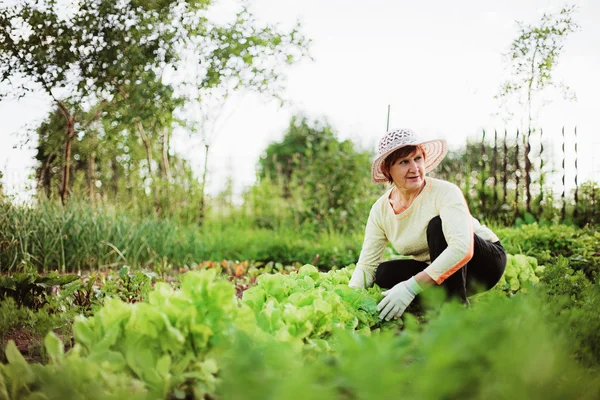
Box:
426;216;448;260
427;216;443;238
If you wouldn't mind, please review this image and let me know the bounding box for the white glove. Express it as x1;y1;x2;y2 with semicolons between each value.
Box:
348;266;374;289
377;277;423;321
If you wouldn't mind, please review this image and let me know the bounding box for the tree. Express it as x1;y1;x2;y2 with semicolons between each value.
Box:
495;5;579;215
496;5;579;129
0;0;197;204
178;7;311;225
258;116;336;189
2;0;310;212
251;117;381;233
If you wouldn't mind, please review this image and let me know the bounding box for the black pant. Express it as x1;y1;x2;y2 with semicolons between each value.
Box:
375;216;506;302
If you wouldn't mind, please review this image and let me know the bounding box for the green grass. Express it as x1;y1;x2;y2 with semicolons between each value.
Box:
2;198;598;277
0;199;363;273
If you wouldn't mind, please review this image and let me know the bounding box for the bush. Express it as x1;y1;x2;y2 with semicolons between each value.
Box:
495;223;600;280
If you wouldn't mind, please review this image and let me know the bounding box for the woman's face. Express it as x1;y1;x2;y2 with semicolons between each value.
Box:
388;147;426;192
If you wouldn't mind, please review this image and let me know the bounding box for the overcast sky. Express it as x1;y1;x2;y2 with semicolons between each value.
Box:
1;0;599;202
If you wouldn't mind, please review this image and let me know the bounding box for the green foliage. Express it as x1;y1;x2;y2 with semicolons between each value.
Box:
434;136;518;221
495;223;600;280
243;176;296;230
492;253;544;294
217;331;336;400
573;180;600;227
0;340;149;399
101;266;157;304
0;297;75;359
258;116;333;181
538;256;592;308
1;0;310;208
252;116;382;233
62;270;249;398
0;298;33;339
0;198;363;272
0;270;78;310
241;265;388;349
560;281;600;367
222;284;600;400
2;259;600;399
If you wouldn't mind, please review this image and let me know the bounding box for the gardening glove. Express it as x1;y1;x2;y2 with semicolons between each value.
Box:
377;277;423;321
348;266;374;289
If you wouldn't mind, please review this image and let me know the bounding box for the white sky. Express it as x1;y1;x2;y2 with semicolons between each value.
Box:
1;0;599;202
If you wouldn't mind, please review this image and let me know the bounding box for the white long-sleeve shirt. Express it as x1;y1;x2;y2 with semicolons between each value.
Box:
349;177;499;287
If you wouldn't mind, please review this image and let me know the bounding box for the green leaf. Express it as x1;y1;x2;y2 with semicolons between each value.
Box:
72;316;96;349
44;332;64;363
5;341;27;366
156;354;172;378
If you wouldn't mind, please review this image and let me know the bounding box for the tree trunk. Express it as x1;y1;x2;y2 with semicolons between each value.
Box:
39;153;55;199
492;130;498;206
514;129;520;219
480;130;487;216
88;151;96;202
137;122;154;178
112;158;119;198
199;144;210;227
574;126;579;221
538;129;544;218
138;122;160;214
561;127;566;221
60;116;75;206
161;131;172;181
525;128;532;214
503;130;508;204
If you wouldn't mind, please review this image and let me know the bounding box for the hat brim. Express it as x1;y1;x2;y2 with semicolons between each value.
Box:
371;139;448;184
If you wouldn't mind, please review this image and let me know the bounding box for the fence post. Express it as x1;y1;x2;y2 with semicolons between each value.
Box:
515;129;520;219
538;128;544;218
493;130;498;206
561;127;566;221
481;130;487;216
574;126;579;221
503;129;508;205
525;128;532;214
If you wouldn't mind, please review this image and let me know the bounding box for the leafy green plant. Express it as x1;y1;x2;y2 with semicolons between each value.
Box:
0;298;76;364
0;298;33;338
0;271;79;311
492;253;545;294
61;270;252;398
99;266;157;304
495;223;600;280
559;280;600;367
2;260;600;400
0;339;148;399
242;265;395;349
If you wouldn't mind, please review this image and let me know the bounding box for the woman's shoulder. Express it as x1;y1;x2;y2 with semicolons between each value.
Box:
370;186;393;212
426;177;463;198
375;186;393;203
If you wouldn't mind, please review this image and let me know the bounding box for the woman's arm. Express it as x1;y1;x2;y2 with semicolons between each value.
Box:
349;206;388;288
414;270;436;287
422;183;474;285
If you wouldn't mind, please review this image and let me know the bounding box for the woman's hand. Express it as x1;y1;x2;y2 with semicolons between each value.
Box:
377;277;423;321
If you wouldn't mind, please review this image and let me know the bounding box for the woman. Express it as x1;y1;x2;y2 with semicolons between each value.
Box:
349;128;506;321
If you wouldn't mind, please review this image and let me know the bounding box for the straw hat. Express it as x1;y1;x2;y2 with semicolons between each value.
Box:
371;128;447;183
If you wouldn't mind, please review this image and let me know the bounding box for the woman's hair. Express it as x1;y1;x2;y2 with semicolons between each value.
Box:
381;145;426;184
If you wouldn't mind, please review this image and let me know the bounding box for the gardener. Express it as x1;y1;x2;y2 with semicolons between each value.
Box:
348;128;506;321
